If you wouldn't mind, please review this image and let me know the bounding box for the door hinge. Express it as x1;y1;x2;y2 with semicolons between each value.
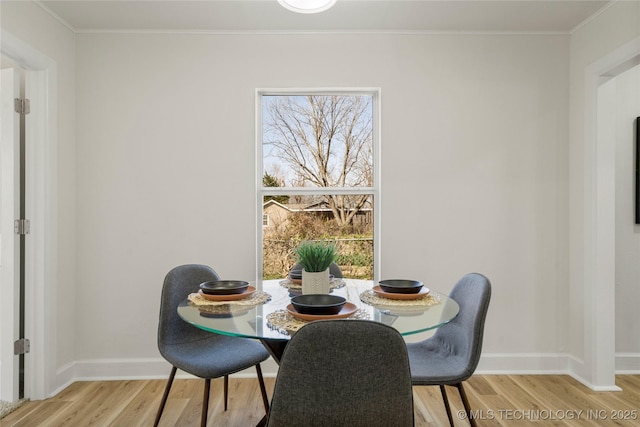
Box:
14;219;30;235
14;338;30;355
14;98;30;115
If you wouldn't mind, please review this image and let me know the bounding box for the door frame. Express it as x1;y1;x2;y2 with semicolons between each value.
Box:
582;35;640;390
1;30;58;400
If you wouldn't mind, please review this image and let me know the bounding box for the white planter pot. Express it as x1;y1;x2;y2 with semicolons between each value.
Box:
301;268;331;294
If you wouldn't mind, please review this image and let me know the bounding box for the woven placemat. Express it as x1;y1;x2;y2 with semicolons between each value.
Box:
188;291;271;307
359;289;440;307
192;304;256;316
279;277;346;291
266;308;370;335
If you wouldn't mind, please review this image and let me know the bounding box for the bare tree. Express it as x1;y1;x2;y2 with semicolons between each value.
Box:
263;95;373;226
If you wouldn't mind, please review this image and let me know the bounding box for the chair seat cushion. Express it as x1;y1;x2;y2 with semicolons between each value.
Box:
406;337;474;385
160;334;269;379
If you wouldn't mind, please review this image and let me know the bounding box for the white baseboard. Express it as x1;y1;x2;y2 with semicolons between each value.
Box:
53;356;280;397
478;353;636;391
476;353;573;374
51;358;175;398
615;353;640;374
54;353;575;389
476;352;640;375
49;352;640;399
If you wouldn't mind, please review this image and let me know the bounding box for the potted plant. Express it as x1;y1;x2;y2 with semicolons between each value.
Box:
294;241;337;294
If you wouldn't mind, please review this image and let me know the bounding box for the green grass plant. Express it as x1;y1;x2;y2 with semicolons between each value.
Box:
294;241;337;273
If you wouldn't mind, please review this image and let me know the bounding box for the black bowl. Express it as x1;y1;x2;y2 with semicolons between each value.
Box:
379;279;423;294
199;280;249;295
291;294;346;315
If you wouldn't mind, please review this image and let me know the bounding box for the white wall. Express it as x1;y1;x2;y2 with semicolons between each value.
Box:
74;32;570;374
7;0;639;392
614;65;640;362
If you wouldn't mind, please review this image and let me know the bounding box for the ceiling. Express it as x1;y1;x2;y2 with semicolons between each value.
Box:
36;0;611;33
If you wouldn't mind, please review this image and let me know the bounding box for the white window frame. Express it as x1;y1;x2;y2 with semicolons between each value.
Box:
255;88;381;281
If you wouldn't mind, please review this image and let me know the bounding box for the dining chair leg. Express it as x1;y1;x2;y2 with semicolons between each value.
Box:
456;382;477;427
440;385;455;427
201;378;211;427
255;363;270;414
224;375;229;411
153;366;177;427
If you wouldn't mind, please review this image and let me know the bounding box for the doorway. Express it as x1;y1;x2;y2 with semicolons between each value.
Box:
586;36;640;389
610;64;640;372
1;30;58;401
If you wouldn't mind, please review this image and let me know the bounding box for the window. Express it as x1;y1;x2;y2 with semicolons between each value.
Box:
257;90;380;280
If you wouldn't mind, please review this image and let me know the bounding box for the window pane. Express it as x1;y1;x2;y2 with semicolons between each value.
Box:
262;95;373;188
263;194;374;280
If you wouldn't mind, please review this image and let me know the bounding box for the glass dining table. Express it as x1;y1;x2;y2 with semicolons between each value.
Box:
177;278;460;363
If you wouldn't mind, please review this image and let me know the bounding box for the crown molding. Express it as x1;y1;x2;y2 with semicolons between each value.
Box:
72;28;569;36
570;0;617;35
34;0;78;33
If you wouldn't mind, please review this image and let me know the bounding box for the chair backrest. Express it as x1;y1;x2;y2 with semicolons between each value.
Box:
290;262;343;278
432;273;491;379
158;264;220;348
266;319;414;427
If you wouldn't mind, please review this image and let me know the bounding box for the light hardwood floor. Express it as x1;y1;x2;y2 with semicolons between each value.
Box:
2;375;639;426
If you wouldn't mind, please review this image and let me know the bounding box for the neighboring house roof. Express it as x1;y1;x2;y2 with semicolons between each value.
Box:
263;200;321;212
263;199;293;212
264;199;372;213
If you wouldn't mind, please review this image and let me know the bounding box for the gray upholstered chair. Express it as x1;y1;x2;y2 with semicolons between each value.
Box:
266;319;414;427
406;273;491;427
290;262;343;278
154;264;270;427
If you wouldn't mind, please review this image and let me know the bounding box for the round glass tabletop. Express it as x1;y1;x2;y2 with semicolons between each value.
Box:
177;278;459;341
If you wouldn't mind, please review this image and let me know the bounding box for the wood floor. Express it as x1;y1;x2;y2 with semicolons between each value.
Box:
2;375;639;426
